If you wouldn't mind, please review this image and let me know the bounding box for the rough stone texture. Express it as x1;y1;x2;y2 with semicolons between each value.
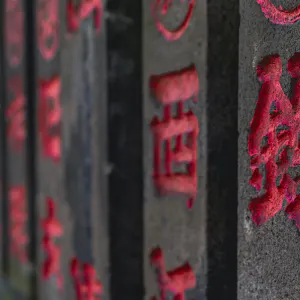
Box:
239;1;300;300
143;0;207;299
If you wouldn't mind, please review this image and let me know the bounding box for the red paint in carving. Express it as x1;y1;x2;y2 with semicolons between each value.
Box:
39;77;61;163
37;0;59;60
150;247;196;300
70;257;103;300
248;53;300;227
9;186;28;264
150;66;199;208
151;0;195;41
6;77;25;152
256;0;300;25
67;0;102;33
5;0;24;66
41;198;63;290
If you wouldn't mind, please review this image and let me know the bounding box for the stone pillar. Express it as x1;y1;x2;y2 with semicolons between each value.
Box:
143;0;207;298
239;1;300;299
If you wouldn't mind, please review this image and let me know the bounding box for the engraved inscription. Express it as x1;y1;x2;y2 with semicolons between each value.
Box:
41;198;63;290
256;0;300;25
9;186;28;264
150;66;199;208
248;53;300;227
5;0;24;67
150;247;196;300
39;76;61;163
151;0;195;41
6;76;25;152
70;257;103;300
67;0;103;33
37;0;59;60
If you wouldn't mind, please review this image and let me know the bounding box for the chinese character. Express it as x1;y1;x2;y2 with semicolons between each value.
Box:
5;0;24;66
256;0;300;25
41;198;63;290
67;0;102;33
6;77;26;152
150;65;199;208
150;247;196;300
9;186;28;264
70;257;103;300
248;53;300;227
151;0;195;41
37;0;59;60
39;76;61;163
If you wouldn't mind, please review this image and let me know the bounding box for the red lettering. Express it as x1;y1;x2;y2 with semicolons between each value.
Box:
150;66;199;208
6;77;26;152
9;186;28;264
256;0;300;25
67;0;102;33
151;0;195;41
70;257;103;300
37;0;59;60
5;0;24;67
39;76;61;163
248;53;300;227
150;247;196;300
41;198;63;290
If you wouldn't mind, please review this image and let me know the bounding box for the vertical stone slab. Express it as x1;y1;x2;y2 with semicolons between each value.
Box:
62;0;108;299
4;0;33;296
239;1;300;299
0;0;5;278
106;0;143;298
143;1;207;299
90;1;109;299
36;0;70;299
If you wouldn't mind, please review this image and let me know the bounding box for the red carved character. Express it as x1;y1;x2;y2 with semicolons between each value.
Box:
6;77;26;152
5;0;24;66
41;198;63;290
150;247;196;300
9;186;28;264
150;66;199;208
39;76;61;163
67;0;102;33
248;53;300;227
151;0;195;41
256;0;300;25
37;0;59;60
70;257;103;300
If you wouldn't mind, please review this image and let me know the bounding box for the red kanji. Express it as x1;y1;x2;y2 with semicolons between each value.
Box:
248;53;300;227
41;198;63;290
151;0;195;41
9;186;28;264
67;0;102;33
5;0;24;66
6;77;26;152
256;0;300;25
39;76;61;163
150;66;199;208
70;257;103;300
150;247;196;300
37;0;59;60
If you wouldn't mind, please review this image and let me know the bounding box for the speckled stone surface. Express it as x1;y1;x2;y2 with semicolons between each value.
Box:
239;1;300;300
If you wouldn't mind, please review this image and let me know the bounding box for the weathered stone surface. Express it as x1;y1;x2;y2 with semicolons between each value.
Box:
143;0;207;299
239;1;300;300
